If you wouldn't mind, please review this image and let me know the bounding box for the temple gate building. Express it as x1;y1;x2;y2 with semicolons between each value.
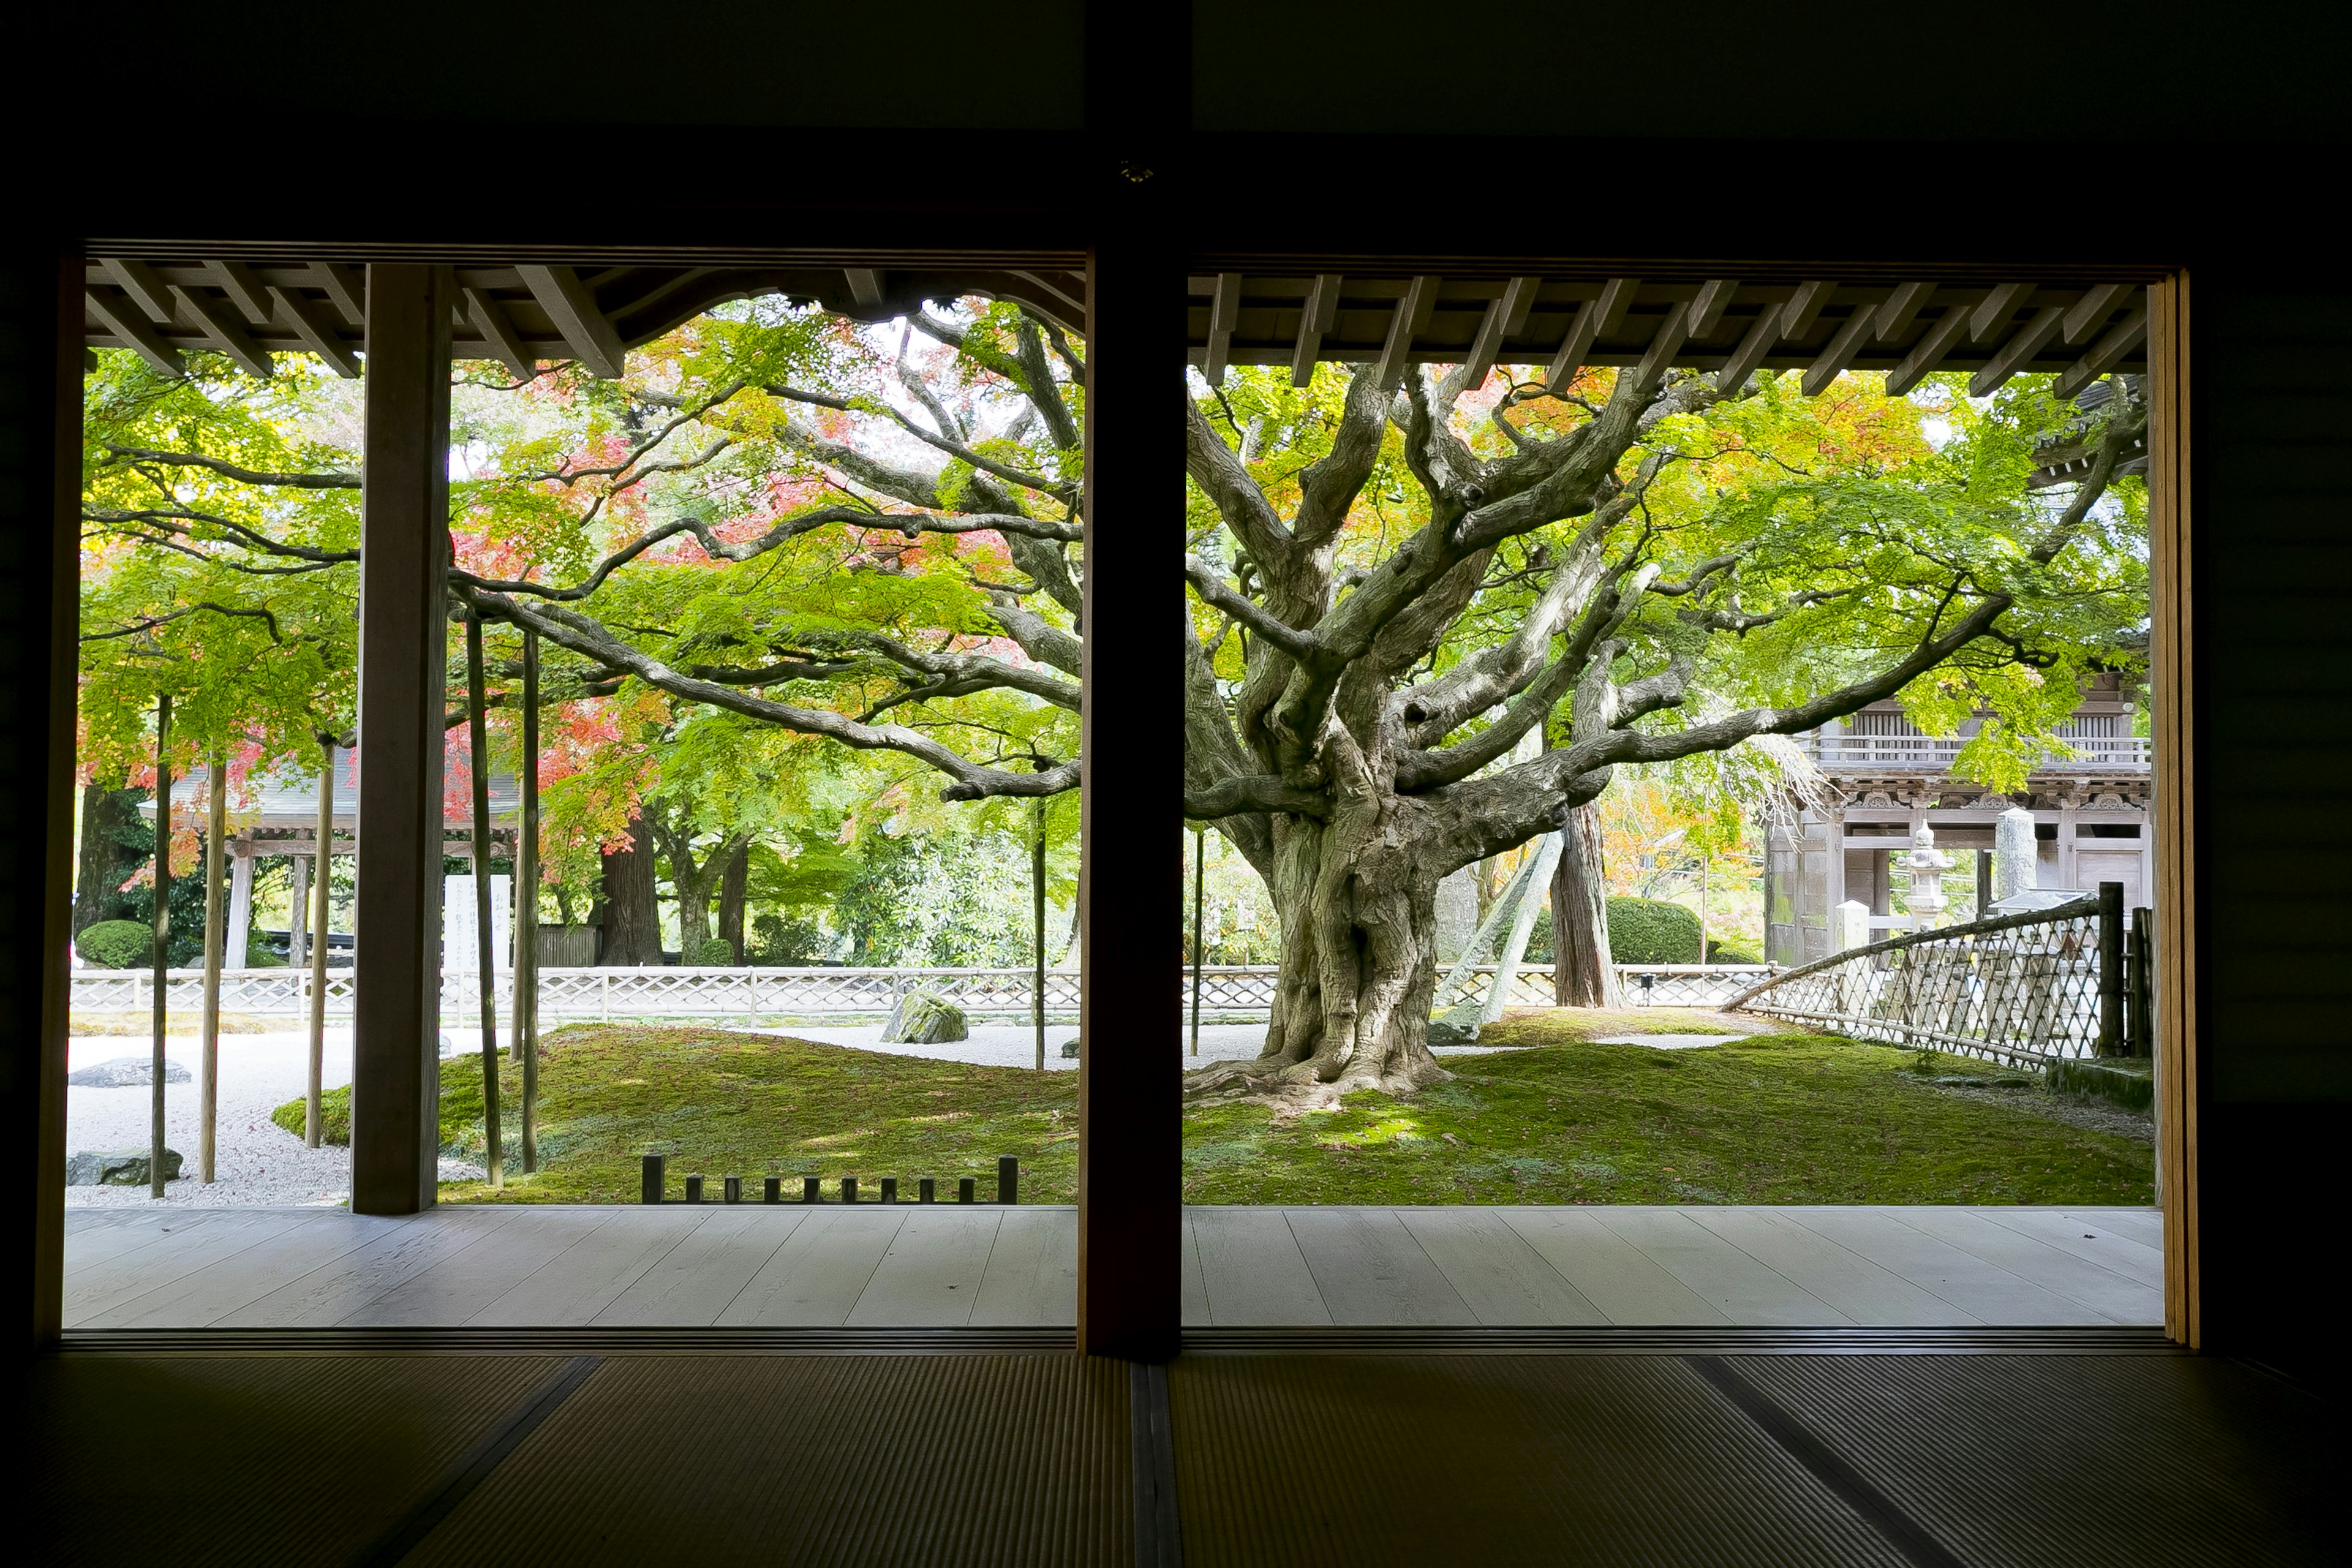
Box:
1765;670;2151;964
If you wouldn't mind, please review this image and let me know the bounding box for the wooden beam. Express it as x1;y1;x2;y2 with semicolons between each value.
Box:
463;286;535;380
1968;304;2067;395
2064;282;2132;345
212;261;274;325
516;264;625;379
266;285;361;379
99;258;175;323
313;263;365;326
1874;281;1936;341
1460;276;1539;392
1781;279;1836;339
1623;301;1693;400
1545;277;1640;396
845;268;884;307
352;263;453;1216
170;285;274;378
2052;304;2150;399
84;289;183;377
1687;278;1738;338
1883;304;1973;396
1969;282;2034;343
1289;273;1341;387
1801;304;1877;396
1713;306;1782;393
1591;276;1640;338
1498;274;1539;338
1202;271;1242;385
1372;274;1439;391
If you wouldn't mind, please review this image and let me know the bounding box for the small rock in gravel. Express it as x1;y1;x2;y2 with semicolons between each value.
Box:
69;1057;191;1087
67;1147;184;1185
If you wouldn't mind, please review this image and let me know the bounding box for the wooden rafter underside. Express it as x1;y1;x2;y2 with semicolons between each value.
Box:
1184;273;2150;399
81;258;1088;380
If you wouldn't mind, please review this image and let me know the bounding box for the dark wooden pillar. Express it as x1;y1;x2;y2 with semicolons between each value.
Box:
351;264;451;1215
1076;211;1185;1360
6;252;83;1344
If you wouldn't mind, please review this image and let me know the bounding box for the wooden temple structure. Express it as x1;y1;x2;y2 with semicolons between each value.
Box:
1766;671;2154;966
138;751;517;970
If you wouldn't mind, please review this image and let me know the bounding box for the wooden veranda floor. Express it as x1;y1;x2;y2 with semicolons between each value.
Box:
61;1202;2160;1330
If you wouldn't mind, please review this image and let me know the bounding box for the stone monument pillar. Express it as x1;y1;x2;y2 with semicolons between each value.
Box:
1992;807;2038;905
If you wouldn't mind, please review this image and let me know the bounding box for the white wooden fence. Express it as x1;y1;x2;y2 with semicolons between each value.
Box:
71;961;1771;1024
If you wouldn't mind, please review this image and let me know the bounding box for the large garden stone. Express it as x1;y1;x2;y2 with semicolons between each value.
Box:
67;1056;192;1087
1427;1006;1482;1046
66;1148;183;1185
881;989;968;1044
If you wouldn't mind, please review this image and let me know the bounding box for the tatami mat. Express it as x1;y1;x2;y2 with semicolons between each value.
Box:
27;1354;568;1566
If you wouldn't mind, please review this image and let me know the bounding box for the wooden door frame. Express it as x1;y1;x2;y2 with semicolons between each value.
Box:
2146;273;2197;1346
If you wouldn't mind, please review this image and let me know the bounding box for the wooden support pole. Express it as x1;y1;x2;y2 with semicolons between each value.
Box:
225;848;252;972
1033;798;1047;1072
1191;826;1204;1057
466;611;502;1188
519;627;540;1172
307;738;333;1147
288;849;309;969
1077;216;1183;1360
2098;880;2125;1057
352;263;451;1216
148;693;170;1200
200;753;224;1184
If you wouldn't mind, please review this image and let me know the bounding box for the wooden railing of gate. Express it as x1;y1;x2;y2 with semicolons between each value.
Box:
1721;888;2152;1066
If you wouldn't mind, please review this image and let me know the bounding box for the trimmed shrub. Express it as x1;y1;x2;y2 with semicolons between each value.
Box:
693;937;738;967
271;1084;352;1146
1705;934;1762;965
1607;897;1702;963
77;919;154;968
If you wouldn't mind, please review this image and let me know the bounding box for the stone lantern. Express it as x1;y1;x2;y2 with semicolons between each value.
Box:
1899;821;1954;929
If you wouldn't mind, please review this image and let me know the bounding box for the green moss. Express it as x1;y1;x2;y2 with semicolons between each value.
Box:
375;1014;2150;1210
270;1085;350;1145
1179;1011;2152;1207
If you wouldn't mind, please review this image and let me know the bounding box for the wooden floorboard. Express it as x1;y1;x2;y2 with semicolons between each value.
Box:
2067;1205;2165;1250
1969;1208;2164;1287
341;1208;621;1327
59;1203;2164;1330
463;1207;710;1326
1180;1212;1213;1327
1285;1208;1479;1326
1186;1207;1330;1326
847;1207;1003;1327
1781;1208;2117;1326
591;1207;791;1327
1593;1208;1853;1327
81;1213;410;1329
212;1207;526;1329
712;1208;903;1326
1394;1208;1607;1325
66;1212;304;1322
1680;1208;1978;1327
1887;1208;2156;1322
1498;1208;1734;1325
968;1207;1077;1325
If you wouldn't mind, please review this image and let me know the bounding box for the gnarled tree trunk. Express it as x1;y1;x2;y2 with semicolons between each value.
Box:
1553;801;1621;1007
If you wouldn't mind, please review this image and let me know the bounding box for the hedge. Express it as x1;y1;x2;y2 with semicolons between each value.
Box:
77;919;153;968
1607;897;1703;963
